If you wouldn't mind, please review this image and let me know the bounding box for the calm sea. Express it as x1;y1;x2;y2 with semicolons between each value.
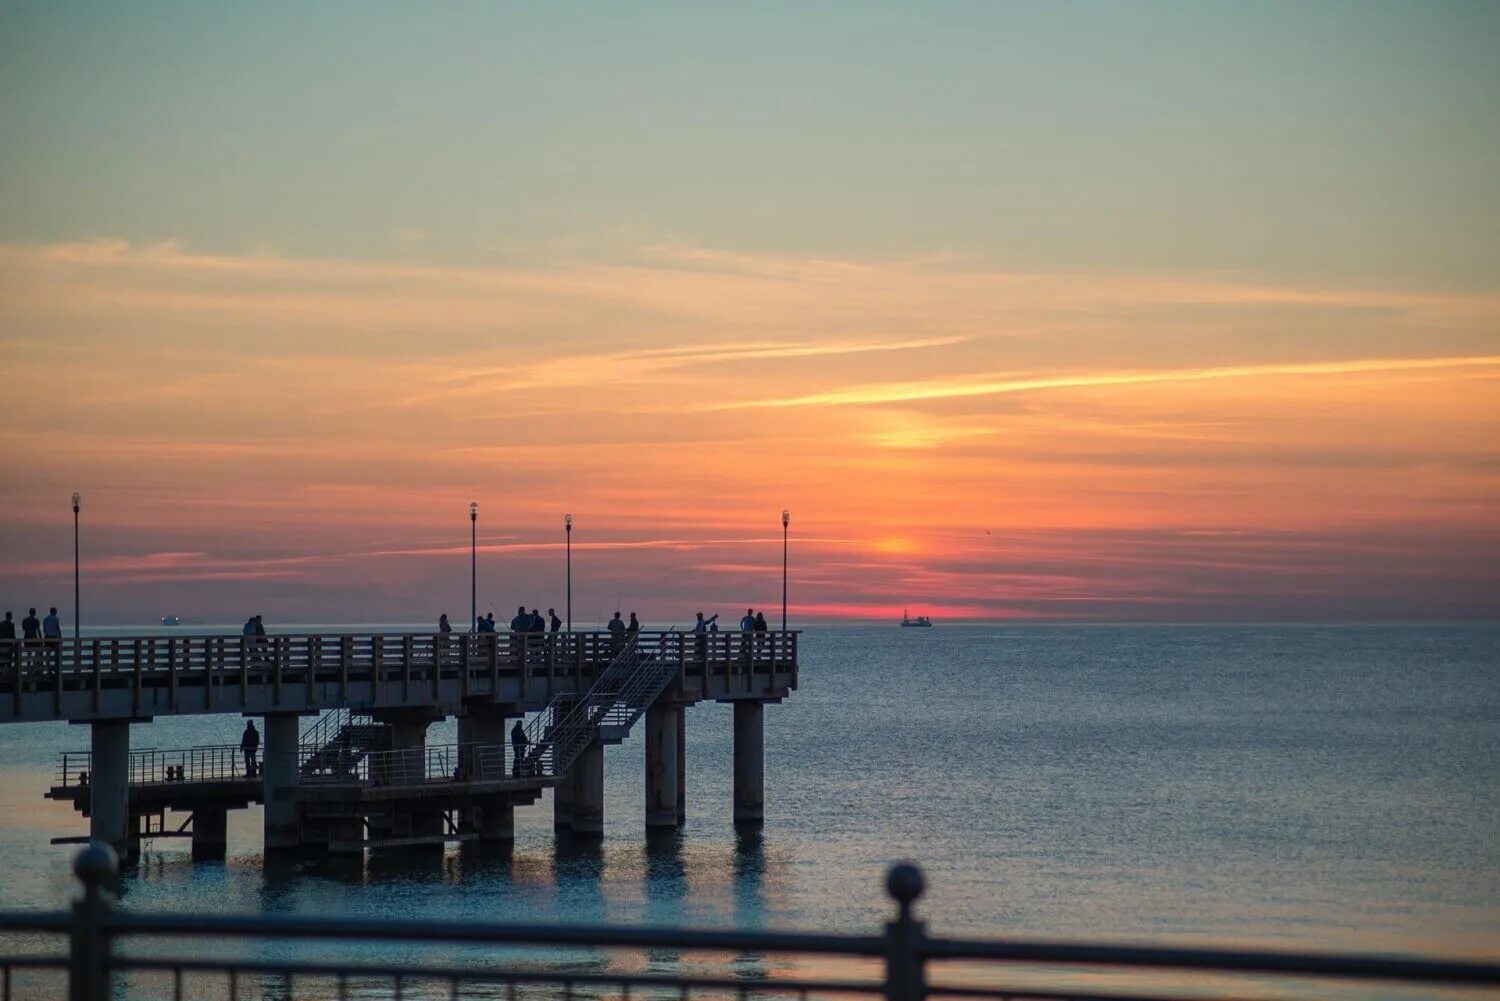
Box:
1;623;1496;998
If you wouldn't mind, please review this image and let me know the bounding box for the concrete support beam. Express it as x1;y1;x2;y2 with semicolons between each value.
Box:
645;705;680;829
572;743;605;838
733;701;765;826
458;708;509;778
676;706;687;827
553;768;574;830
478;796;514;843
262;714;301;850
191;806;228;860
88;720;131;855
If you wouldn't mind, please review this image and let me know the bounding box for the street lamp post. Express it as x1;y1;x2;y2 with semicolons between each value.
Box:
781;509;790;631
469;502;478;633
565;514;572;632
72;492;81;641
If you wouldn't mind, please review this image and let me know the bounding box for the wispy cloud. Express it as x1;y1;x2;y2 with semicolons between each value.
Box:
707;355;1500;410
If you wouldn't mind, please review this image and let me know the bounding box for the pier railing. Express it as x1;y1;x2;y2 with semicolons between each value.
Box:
1;629;798;722
55;745;251;789
2;846;1497;1001
301;741;510;787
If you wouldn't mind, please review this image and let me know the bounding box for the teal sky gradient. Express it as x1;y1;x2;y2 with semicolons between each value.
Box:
4;1;1497;288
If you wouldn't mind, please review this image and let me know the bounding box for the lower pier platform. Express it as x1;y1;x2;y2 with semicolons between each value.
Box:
47;753;260;861
39;630;795;861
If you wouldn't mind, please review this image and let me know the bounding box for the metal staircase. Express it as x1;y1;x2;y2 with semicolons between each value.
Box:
299;707;391;779
518;631;680;779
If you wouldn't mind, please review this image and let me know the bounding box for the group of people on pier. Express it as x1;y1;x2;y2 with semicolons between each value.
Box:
423;608;772;638
1;607;64;641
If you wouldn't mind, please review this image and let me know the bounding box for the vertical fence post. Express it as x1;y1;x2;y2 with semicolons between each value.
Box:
68;843;118;1001
884;863;927;1001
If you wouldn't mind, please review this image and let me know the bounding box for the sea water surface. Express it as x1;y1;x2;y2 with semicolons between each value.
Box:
0;623;1496;998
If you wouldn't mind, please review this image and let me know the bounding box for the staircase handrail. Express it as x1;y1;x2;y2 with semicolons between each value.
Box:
520;629;680;778
299;706;351;755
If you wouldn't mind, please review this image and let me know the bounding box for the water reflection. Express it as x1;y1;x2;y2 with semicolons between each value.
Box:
732;826;765;928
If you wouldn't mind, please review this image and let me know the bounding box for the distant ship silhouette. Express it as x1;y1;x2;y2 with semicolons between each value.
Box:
900;610;932;628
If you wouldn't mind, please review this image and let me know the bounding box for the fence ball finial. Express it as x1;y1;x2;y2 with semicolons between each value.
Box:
74;842;119;891
886;862;924;915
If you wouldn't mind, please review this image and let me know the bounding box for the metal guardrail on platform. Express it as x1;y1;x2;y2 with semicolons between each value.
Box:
299;741;510;787
1;847;1498;1001
56;745;251;788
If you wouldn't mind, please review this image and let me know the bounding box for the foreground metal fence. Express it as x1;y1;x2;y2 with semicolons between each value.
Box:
1;846;1496;1001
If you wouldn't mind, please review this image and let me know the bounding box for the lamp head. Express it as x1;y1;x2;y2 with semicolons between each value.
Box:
72;492;81;512
782;509;790;528
565;513;572;530
469;501;478;520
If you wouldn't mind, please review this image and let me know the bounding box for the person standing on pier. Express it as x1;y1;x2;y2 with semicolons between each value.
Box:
438;613;452;633
42;607;61;640
627;612;641;639
740;608;755;632
510;718;528;777
0;612;14;677
548;608;562;633
240;720;260;777
529;608;545;632
607;611;626;653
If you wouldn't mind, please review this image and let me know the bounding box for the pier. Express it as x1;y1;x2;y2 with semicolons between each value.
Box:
3;629;798;860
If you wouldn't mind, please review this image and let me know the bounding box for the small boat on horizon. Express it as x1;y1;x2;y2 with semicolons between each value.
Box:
900;610;932;628
161;615;181;627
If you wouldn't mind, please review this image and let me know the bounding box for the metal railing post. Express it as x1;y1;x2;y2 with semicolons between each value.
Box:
68;843;118;1001
883;863;927;1001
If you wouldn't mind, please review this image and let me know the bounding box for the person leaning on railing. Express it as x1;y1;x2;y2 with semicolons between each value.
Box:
0;611;15;682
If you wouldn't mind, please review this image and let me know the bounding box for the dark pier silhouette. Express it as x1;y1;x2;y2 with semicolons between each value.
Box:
4;629;797;860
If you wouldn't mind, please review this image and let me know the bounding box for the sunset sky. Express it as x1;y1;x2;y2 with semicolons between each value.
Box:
2;3;1497;624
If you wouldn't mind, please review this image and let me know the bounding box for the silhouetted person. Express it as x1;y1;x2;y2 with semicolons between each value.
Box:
21;609;41;640
510;606;530;632
242;616;256;637
438;613;452;633
486;612;497;633
754;611;768;632
607;612;625;652
511;718;528;777
529;608;544;632
740;609;755;632
240;720;260;777
42;607;61;639
252;615;267;637
627;612;641;638
693;612;718;632
0;611;13;640
548;608;562;633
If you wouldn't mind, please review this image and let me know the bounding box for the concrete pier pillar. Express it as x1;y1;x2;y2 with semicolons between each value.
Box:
572;743;605;838
458;708;509;778
478;796;514;843
191;806;228;860
262;714;301;851
733;701;765;826
88;719;130;855
676;706;687;827
553;769;574;830
645;705;680;829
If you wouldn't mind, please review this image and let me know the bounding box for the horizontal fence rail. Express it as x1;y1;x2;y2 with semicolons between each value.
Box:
0;629;799;723
56;744;251;789
1;847;1497;1001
